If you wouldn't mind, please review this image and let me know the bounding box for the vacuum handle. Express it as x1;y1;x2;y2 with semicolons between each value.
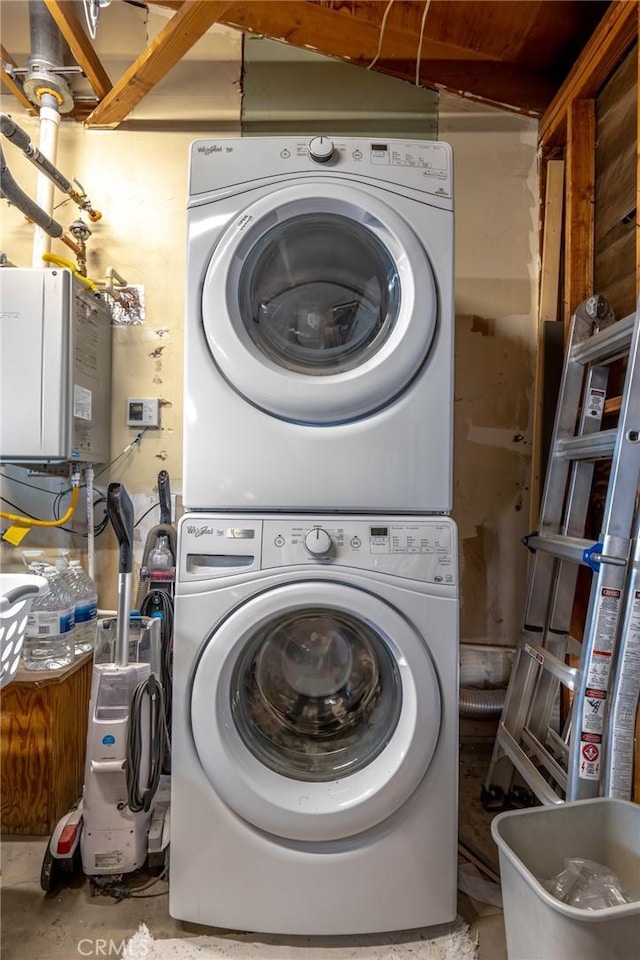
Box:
158;470;171;526
107;483;134;574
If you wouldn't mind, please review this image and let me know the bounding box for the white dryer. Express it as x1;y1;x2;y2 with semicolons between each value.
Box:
184;136;454;513
170;512;459;934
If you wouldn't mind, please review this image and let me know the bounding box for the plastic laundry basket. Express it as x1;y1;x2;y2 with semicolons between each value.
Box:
492;798;640;960
0;573;47;689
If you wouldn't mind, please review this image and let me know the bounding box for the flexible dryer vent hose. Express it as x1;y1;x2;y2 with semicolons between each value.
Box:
459;687;506;720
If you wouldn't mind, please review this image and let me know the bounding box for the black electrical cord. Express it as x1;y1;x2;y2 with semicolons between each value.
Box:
0;471;109;537
53;489;109;536
94;428;148;482
134;501;160;528
140;590;173;772
0;470;62;495
0;495;41;520
90;865;168;902
126;673;166;814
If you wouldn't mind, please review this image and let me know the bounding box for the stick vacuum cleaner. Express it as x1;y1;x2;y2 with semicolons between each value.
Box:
42;483;169;893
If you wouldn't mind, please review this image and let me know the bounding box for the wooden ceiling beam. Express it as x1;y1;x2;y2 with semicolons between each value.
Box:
0;46;37;115
86;1;233;128
196;0;554;114
370;57;555;115
149;1;610;116
539;0;638;148
42;0;112;100
563;100;596;328
214;1;496;63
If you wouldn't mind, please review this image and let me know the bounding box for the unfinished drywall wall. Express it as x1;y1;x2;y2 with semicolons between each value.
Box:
1;7;538;644
242;35;438;137
439;92;539;647
0;3;242;602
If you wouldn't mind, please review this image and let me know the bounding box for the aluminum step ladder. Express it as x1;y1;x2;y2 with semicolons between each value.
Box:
483;295;640;806
604;502;640;799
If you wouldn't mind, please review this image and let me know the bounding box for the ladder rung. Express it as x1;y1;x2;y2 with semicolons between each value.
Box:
526;533;627;567
556;430;618;461
496;724;564;805
546;726;569;757
526;533;592;564
571;311;636;366
523;639;580;690
485;299;640;805
521;727;568;788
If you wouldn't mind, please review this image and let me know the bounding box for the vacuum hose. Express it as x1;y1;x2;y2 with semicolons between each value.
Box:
126;673;166;813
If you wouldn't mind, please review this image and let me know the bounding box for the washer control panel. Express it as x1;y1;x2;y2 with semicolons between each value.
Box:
179;516;457;585
263;520;455;584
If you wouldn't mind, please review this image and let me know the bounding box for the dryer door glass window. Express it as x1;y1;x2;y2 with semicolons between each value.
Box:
231;607;402;781
237;214;400;375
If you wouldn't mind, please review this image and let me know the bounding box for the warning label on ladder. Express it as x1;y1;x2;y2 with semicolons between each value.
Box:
586;387;606;420
608;590;640;793
580;733;602;779
593;588;622;653
579;587;622;780
582;687;607;733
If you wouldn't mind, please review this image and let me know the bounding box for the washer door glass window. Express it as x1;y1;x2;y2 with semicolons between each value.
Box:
201;184;438;424
191;581;442;842
238;214;400;376
231;607;402;782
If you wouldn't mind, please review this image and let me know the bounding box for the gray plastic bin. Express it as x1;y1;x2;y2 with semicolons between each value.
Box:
491;798;640;960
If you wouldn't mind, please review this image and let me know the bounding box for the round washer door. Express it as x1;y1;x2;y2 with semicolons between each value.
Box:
191;581;441;842
201;183;437;424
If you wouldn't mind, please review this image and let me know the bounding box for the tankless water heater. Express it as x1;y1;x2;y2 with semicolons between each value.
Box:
0;267;111;463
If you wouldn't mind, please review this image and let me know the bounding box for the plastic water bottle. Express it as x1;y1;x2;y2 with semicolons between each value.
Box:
54;548;71;574
23;564;75;670
64;560;98;655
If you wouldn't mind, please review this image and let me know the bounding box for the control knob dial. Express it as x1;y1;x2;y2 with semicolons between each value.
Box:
308;137;335;164
304;527;333;556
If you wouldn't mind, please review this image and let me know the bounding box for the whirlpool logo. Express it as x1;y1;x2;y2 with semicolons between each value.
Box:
186;525;217;538
197;144;222;155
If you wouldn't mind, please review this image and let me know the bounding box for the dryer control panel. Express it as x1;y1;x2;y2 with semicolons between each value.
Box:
179;515;457;585
190;136;453;204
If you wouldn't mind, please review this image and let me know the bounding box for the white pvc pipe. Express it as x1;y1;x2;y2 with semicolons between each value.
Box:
32;99;60;267
85;464;95;582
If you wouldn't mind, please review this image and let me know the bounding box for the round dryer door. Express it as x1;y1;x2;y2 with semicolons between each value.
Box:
191;581;441;842
201;183;437;424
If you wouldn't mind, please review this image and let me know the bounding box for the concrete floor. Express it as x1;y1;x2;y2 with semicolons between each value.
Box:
1;743;507;960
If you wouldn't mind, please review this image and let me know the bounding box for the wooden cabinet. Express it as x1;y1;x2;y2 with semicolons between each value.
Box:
1;653;92;835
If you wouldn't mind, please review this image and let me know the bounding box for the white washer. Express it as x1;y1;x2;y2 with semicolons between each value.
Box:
170;513;459;934
184;136;454;513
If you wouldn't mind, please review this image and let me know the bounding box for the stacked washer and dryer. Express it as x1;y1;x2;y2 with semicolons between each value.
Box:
171;136;458;935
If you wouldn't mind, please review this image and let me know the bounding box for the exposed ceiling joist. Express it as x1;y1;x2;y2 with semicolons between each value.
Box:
86;0;233;127
372;58;556;115
0;45;36;115
540;0;638;147
222;0;495;63
151;0;566;114
0;0;615;125
42;0;112;100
